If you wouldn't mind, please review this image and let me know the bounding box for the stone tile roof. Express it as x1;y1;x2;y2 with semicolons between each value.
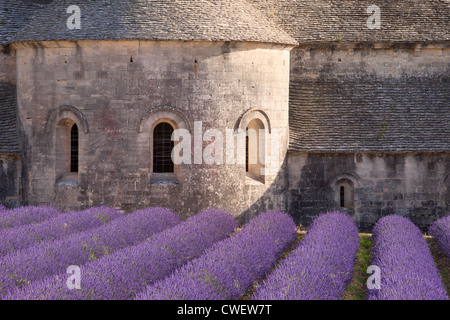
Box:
3;1;450;45
0;0;51;44
0;82;21;155
289;76;450;153
2;1;449;155
249;0;450;43
9;0;297;45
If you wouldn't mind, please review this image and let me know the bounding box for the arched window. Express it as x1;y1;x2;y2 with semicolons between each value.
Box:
46;105;88;185
138;106;190;185
246;118;265;182
245;119;264;177
153;122;174;173
337;179;354;213
236;109;271;184
55;118;80;184
70;123;79;173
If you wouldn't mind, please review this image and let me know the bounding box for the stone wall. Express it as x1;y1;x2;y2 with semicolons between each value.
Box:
10;38;449;228
288;152;450;232
286;42;449;231
291;42;449;79
0;155;21;208
14;40;292;219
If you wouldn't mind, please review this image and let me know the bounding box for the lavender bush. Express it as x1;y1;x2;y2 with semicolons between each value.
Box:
136;211;297;300
0;206;62;231
251;211;359;300
367;215;448;300
0;207;180;297
429;215;450;260
0;206;124;256
4;209;237;300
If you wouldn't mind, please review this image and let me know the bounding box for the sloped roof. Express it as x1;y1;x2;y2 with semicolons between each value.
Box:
2;0;449;155
289;76;450;153
3;1;450;45
10;0;297;45
249;0;450;43
0;0;52;44
0;82;21;155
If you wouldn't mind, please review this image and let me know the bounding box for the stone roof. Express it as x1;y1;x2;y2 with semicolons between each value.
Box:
249;0;450;43
3;1;450;45
289;76;450;153
2;0;449;155
0;82;21;155
9;0;297;45
0;0;52;44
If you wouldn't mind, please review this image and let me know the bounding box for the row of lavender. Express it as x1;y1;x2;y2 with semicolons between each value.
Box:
0;207;181;296
0;206;124;256
251;211;360;300
3;208;360;300
367;215;449;300
1;203;448;300
137;210;299;300
429;215;450;260
268;213;450;301
0;206;62;231
3;209;238;299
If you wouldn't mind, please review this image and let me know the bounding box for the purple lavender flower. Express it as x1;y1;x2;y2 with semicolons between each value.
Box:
0;207;180;297
251;211;359;300
0;206;62;231
429;215;450;260
4;208;236;300
367;215;448;300
135;211;297;300
0;206;124;256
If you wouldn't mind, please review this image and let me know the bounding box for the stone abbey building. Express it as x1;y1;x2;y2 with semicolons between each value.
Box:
0;0;449;232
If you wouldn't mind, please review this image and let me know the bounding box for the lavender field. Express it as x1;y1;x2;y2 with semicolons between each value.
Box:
0;205;448;300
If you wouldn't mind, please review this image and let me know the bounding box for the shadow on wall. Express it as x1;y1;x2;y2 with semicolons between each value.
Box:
0;157;21;208
287;153;357;229
286;152;450;233
236;154;288;226
235;152;361;230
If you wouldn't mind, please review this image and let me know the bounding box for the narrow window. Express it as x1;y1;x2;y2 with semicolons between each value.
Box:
336;179;355;215
246;129;249;172
70;123;79;173
153;122;174;173
245;119;265;181
340;186;345;207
